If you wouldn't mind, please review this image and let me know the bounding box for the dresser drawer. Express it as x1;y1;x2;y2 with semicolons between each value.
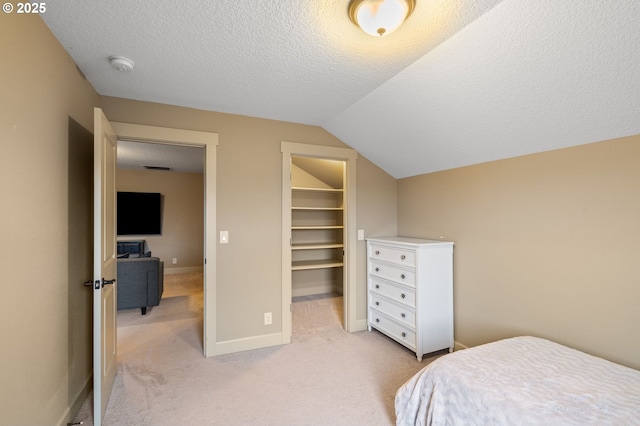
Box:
369;244;415;267
369;260;415;287
369;308;416;350
369;293;415;329
369;277;415;307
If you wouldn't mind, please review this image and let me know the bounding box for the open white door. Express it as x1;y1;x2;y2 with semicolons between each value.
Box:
93;108;118;426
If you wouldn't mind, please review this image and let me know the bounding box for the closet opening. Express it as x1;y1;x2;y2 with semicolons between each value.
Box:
281;141;358;343
291;156;346;329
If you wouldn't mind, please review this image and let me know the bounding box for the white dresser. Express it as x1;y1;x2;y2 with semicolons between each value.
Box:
367;237;454;361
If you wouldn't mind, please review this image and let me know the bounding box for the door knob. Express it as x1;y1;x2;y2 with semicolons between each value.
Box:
101;278;116;288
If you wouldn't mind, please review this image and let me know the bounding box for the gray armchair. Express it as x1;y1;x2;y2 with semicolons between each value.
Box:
117;257;164;315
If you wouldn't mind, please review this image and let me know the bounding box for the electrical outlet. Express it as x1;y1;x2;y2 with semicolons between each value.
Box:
172;258;178;264
264;312;272;325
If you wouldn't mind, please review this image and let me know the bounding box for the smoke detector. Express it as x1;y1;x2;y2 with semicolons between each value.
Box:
109;56;134;72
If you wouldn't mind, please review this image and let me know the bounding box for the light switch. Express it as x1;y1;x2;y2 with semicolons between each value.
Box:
220;231;229;244
357;229;365;240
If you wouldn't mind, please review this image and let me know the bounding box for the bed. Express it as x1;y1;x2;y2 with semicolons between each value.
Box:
395;336;640;425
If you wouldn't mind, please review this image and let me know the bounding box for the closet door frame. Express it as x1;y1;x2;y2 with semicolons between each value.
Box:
281;142;358;341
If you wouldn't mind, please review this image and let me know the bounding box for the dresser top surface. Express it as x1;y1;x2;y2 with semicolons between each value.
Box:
366;236;454;246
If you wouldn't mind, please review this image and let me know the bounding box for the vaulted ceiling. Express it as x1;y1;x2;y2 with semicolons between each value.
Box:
41;0;640;178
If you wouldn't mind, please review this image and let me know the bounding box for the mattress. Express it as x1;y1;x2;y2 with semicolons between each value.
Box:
395;336;640;425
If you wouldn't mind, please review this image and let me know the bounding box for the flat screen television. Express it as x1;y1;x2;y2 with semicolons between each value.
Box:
117;192;163;236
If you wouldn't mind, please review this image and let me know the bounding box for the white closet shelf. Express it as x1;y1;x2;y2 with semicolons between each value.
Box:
291;243;344;250
292;186;343;192
292;259;344;270
292;225;343;230
292;206;344;210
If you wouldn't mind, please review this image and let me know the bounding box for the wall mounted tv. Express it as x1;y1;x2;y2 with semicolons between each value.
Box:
117;192;163;236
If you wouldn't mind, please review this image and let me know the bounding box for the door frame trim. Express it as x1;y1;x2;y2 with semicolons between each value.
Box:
281;141;358;341
111;122;218;357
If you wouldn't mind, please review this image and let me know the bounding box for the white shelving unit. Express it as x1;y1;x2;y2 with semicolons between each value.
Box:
291;185;344;295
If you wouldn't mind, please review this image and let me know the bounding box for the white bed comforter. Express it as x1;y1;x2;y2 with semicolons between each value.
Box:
395;336;640;426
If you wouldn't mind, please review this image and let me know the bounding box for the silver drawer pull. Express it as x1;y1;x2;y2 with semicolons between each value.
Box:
375;318;380;323
375;284;380;289
375;301;380;306
375;250;380;255
401;255;406;260
375;267;380;272
401;313;406;318
401;293;406;299
401;332;406;338
400;274;405;279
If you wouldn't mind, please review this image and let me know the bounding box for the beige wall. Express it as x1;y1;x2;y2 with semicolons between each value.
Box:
1;15;100;426
355;156;398;317
117;168;204;271
398;135;640;369
100;97;397;343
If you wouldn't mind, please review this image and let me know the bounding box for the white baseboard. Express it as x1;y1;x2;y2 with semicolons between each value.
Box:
165;266;203;275
350;318;368;332
206;318;371;358
206;332;284;357
55;374;92;426
291;284;335;298
454;340;469;351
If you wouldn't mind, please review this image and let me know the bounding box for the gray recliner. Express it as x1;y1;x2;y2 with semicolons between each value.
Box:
117;257;164;315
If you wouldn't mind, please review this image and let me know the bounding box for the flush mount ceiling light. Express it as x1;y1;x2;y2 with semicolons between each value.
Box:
348;0;415;37
109;55;134;72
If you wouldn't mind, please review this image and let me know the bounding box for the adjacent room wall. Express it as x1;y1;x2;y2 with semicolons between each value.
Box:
117;168;204;272
0;15;100;426
100;97;398;344
397;135;640;369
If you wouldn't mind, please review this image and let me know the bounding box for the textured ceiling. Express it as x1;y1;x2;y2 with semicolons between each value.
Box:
41;0;640;178
117;140;204;174
325;0;640;177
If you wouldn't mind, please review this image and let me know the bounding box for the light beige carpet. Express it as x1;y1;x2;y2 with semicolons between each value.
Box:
73;273;441;425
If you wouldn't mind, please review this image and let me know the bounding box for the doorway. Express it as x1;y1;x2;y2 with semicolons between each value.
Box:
110;122;218;356
281;142;358;342
115;140;205;340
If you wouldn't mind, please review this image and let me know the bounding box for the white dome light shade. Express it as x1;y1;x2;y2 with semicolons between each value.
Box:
348;0;415;37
